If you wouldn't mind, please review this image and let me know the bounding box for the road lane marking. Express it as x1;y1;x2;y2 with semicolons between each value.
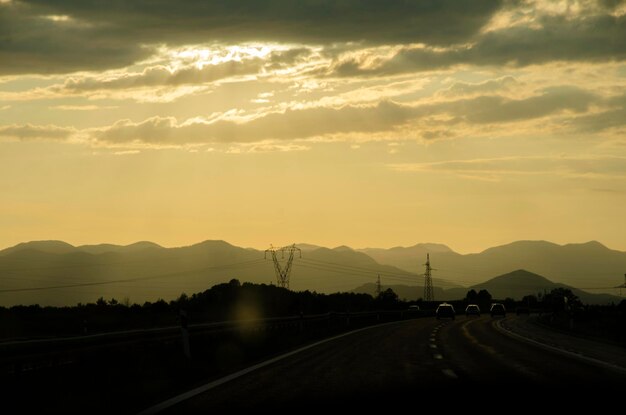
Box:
441;369;458;379
137;319;418;414
460;319;498;356
429;343;438;349
494;320;626;375
433;353;443;360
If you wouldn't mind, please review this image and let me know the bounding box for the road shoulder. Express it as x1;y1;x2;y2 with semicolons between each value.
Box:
495;316;626;375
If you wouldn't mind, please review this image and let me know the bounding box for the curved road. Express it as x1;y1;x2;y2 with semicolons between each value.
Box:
150;316;625;412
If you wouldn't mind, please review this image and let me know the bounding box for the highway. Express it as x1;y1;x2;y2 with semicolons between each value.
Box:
145;315;626;413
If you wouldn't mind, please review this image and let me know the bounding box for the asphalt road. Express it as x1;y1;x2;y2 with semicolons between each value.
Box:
152;315;626;413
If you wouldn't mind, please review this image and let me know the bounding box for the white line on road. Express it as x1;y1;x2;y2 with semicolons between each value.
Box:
429;343;438;349
433;353;443;360
137;319;415;415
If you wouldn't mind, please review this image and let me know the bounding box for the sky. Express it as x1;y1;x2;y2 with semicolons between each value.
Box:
1;0;625;254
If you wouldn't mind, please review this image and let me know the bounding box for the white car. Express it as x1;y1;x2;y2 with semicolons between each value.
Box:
436;303;456;320
465;304;481;316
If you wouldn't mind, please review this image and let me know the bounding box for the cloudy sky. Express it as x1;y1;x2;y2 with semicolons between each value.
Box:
1;0;625;253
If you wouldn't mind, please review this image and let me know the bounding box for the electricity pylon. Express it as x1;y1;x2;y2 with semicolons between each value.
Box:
423;253;434;302
376;274;382;298
265;244;301;289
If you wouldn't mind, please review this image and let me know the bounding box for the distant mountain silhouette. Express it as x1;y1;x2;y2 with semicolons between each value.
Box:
359;243;456;273
77;241;163;254
0;240;77;256
1;239;623;307
442;269;621;304
357;240;626;294
295;243;324;251
0;240;164;256
0;240;426;307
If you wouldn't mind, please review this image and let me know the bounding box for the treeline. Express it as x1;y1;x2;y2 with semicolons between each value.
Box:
535;287;626;345
0;279;407;340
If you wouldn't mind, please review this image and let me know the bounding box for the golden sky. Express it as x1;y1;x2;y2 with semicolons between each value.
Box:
1;0;625;253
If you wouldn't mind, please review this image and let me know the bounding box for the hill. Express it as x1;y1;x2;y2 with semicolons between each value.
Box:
0;240;77;256
0;240;425;307
443;269;621;304
2;239;623;307
352;269;622;305
357;240;626;294
358;243;457;274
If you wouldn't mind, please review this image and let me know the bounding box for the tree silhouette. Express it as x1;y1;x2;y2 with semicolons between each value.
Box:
522;295;538;306
477;289;492;303
544;287;581;311
381;288;398;301
378;288;399;306
466;289;478;303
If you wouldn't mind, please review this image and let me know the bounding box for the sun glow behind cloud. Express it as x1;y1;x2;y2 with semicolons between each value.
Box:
170;44;276;69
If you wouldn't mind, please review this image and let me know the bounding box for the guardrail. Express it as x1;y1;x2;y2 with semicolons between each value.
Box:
0;309;427;378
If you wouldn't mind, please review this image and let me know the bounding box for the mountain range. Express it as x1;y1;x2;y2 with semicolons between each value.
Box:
352;269;620;305
358;240;626;292
0;239;624;307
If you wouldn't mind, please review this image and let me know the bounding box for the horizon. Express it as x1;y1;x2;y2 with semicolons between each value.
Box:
1;237;623;256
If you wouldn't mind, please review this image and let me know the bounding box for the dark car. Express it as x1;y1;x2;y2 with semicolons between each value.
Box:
490;303;506;317
436;303;456;320
465;304;481;316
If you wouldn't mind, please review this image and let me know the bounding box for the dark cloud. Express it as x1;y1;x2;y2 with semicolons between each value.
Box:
472;14;626;66
407;86;598;126
566;93;626;132
93;86;598;145
569;108;626;132
0;0;501;75
0;3;153;75
330;14;626;76
598;0;625;11
56;59;264;92
0;123;76;140
448;86;597;124
23;0;501;45
95;100;417;144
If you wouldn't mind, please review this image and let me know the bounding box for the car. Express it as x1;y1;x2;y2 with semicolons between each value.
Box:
490;303;506;317
436;303;456;320
465;304;481;316
407;305;420;311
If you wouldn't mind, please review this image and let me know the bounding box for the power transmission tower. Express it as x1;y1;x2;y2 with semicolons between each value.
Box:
264;244;301;289
423;253;434;302
376;274;382;298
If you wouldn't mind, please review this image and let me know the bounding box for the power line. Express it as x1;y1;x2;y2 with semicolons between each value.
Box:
295;261;406;282
298;257;418;278
0;258;266;294
296;258;470;286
